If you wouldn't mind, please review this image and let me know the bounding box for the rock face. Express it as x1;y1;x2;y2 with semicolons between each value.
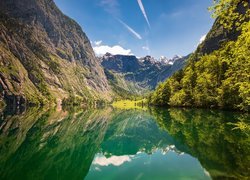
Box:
196;18;238;55
0;0;190;105
0;0;111;106
197;1;250;55
100;53;188;95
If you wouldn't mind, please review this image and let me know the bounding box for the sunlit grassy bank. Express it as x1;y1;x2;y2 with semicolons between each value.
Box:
112;99;148;110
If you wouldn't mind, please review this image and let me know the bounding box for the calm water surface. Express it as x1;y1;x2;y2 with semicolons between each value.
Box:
0;107;249;180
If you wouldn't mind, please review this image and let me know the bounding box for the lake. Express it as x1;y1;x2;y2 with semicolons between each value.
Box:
0;106;249;180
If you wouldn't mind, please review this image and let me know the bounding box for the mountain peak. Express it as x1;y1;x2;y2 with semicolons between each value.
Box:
172;55;183;60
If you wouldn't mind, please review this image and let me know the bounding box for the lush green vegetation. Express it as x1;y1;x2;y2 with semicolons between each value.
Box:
104;69;148;100
112;99;147;110
149;0;250;111
62;95;86;106
62;95;107;108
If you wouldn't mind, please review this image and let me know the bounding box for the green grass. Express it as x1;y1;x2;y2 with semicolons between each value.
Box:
112;99;148;110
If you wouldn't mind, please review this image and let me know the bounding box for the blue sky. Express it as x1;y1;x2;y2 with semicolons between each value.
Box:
54;0;214;58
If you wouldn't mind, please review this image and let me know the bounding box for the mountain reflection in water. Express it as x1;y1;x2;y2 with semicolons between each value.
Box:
0;107;249;180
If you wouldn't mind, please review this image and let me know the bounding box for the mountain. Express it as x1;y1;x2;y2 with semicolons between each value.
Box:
149;1;250;111
155;55;190;83
159;55;183;65
100;53;188;97
0;0;111;107
196;1;248;55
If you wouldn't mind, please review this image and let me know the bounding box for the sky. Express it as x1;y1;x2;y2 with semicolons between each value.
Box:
54;0;214;58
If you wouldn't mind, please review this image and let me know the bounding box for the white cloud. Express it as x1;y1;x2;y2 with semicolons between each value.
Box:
199;34;207;44
117;19;142;40
94;40;103;46
142;46;149;51
93;44;133;56
93;155;133;166
137;0;151;28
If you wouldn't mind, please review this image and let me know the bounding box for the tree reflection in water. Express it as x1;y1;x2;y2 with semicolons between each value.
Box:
0;107;249;180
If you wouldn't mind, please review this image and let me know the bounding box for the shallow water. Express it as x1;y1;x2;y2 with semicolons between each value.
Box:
0;107;249;180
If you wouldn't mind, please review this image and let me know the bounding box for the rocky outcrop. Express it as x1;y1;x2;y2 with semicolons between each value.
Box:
196;1;250;55
0;0;111;106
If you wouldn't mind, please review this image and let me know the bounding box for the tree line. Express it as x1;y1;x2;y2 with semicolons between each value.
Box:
149;0;250;111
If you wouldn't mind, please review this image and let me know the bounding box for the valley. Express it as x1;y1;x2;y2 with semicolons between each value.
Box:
0;0;190;108
0;1;249;179
100;53;189;98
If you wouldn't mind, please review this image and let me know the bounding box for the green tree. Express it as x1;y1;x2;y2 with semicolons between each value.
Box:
149;0;250;111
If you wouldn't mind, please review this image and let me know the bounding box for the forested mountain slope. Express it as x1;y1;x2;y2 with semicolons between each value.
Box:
100;53;188;98
0;0;111;107
149;0;250;111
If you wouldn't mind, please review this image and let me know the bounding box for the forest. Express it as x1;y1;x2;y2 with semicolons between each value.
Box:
149;0;250;112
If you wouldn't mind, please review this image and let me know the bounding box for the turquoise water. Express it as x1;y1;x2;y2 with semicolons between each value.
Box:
0;107;249;179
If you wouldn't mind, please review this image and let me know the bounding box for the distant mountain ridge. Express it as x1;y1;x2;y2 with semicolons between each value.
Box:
100;53;189;96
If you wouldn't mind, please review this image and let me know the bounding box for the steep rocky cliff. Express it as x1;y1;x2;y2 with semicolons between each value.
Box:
196;1;250;55
0;0;111;106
